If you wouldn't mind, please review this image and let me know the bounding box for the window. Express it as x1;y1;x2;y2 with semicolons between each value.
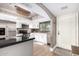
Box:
39;21;50;32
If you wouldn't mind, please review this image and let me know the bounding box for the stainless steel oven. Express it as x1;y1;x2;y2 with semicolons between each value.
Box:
0;28;5;35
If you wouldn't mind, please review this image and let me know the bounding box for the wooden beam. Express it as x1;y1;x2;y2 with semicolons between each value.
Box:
15;6;31;16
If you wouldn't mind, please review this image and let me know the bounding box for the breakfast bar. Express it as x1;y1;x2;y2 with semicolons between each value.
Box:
0;38;35;56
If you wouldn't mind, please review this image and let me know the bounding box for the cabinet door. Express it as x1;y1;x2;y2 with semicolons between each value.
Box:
34;33;47;44
16;23;22;28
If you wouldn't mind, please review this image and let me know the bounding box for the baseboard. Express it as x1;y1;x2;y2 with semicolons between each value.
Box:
49;45;57;52
54;47;72;56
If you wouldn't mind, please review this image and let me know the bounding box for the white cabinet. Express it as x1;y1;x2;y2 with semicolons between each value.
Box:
0;40;33;56
16;23;22;28
30;33;47;44
29;22;39;29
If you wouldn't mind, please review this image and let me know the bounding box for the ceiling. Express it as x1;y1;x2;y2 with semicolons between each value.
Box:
0;3;79;19
43;3;79;16
0;3;43;20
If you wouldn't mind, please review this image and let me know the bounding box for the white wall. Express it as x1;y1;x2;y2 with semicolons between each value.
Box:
57;12;78;50
0;13;17;22
0;12;32;28
16;17;31;25
0;12;31;26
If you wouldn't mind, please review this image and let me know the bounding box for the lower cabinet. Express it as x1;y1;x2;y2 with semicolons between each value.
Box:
30;33;47;44
0;40;33;56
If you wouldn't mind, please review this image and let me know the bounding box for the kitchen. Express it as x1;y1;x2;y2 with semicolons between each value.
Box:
0;18;51;56
0;19;35;56
0;3;52;56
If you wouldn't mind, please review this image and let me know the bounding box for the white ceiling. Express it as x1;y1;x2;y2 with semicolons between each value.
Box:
0;3;44;20
43;3;79;16
1;3;79;19
23;3;50;19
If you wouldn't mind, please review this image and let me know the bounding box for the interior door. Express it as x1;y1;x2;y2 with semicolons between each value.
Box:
57;13;76;50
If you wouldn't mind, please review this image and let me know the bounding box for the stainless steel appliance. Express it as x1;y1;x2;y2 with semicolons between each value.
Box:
0;28;5;35
18;29;30;40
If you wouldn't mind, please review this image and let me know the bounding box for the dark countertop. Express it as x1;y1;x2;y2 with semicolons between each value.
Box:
0;38;35;48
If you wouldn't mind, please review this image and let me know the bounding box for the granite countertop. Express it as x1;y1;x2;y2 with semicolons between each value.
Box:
0;38;35;48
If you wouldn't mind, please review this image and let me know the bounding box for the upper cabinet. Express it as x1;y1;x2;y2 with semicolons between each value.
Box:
39;21;50;32
29;22;39;29
16;23;22;28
